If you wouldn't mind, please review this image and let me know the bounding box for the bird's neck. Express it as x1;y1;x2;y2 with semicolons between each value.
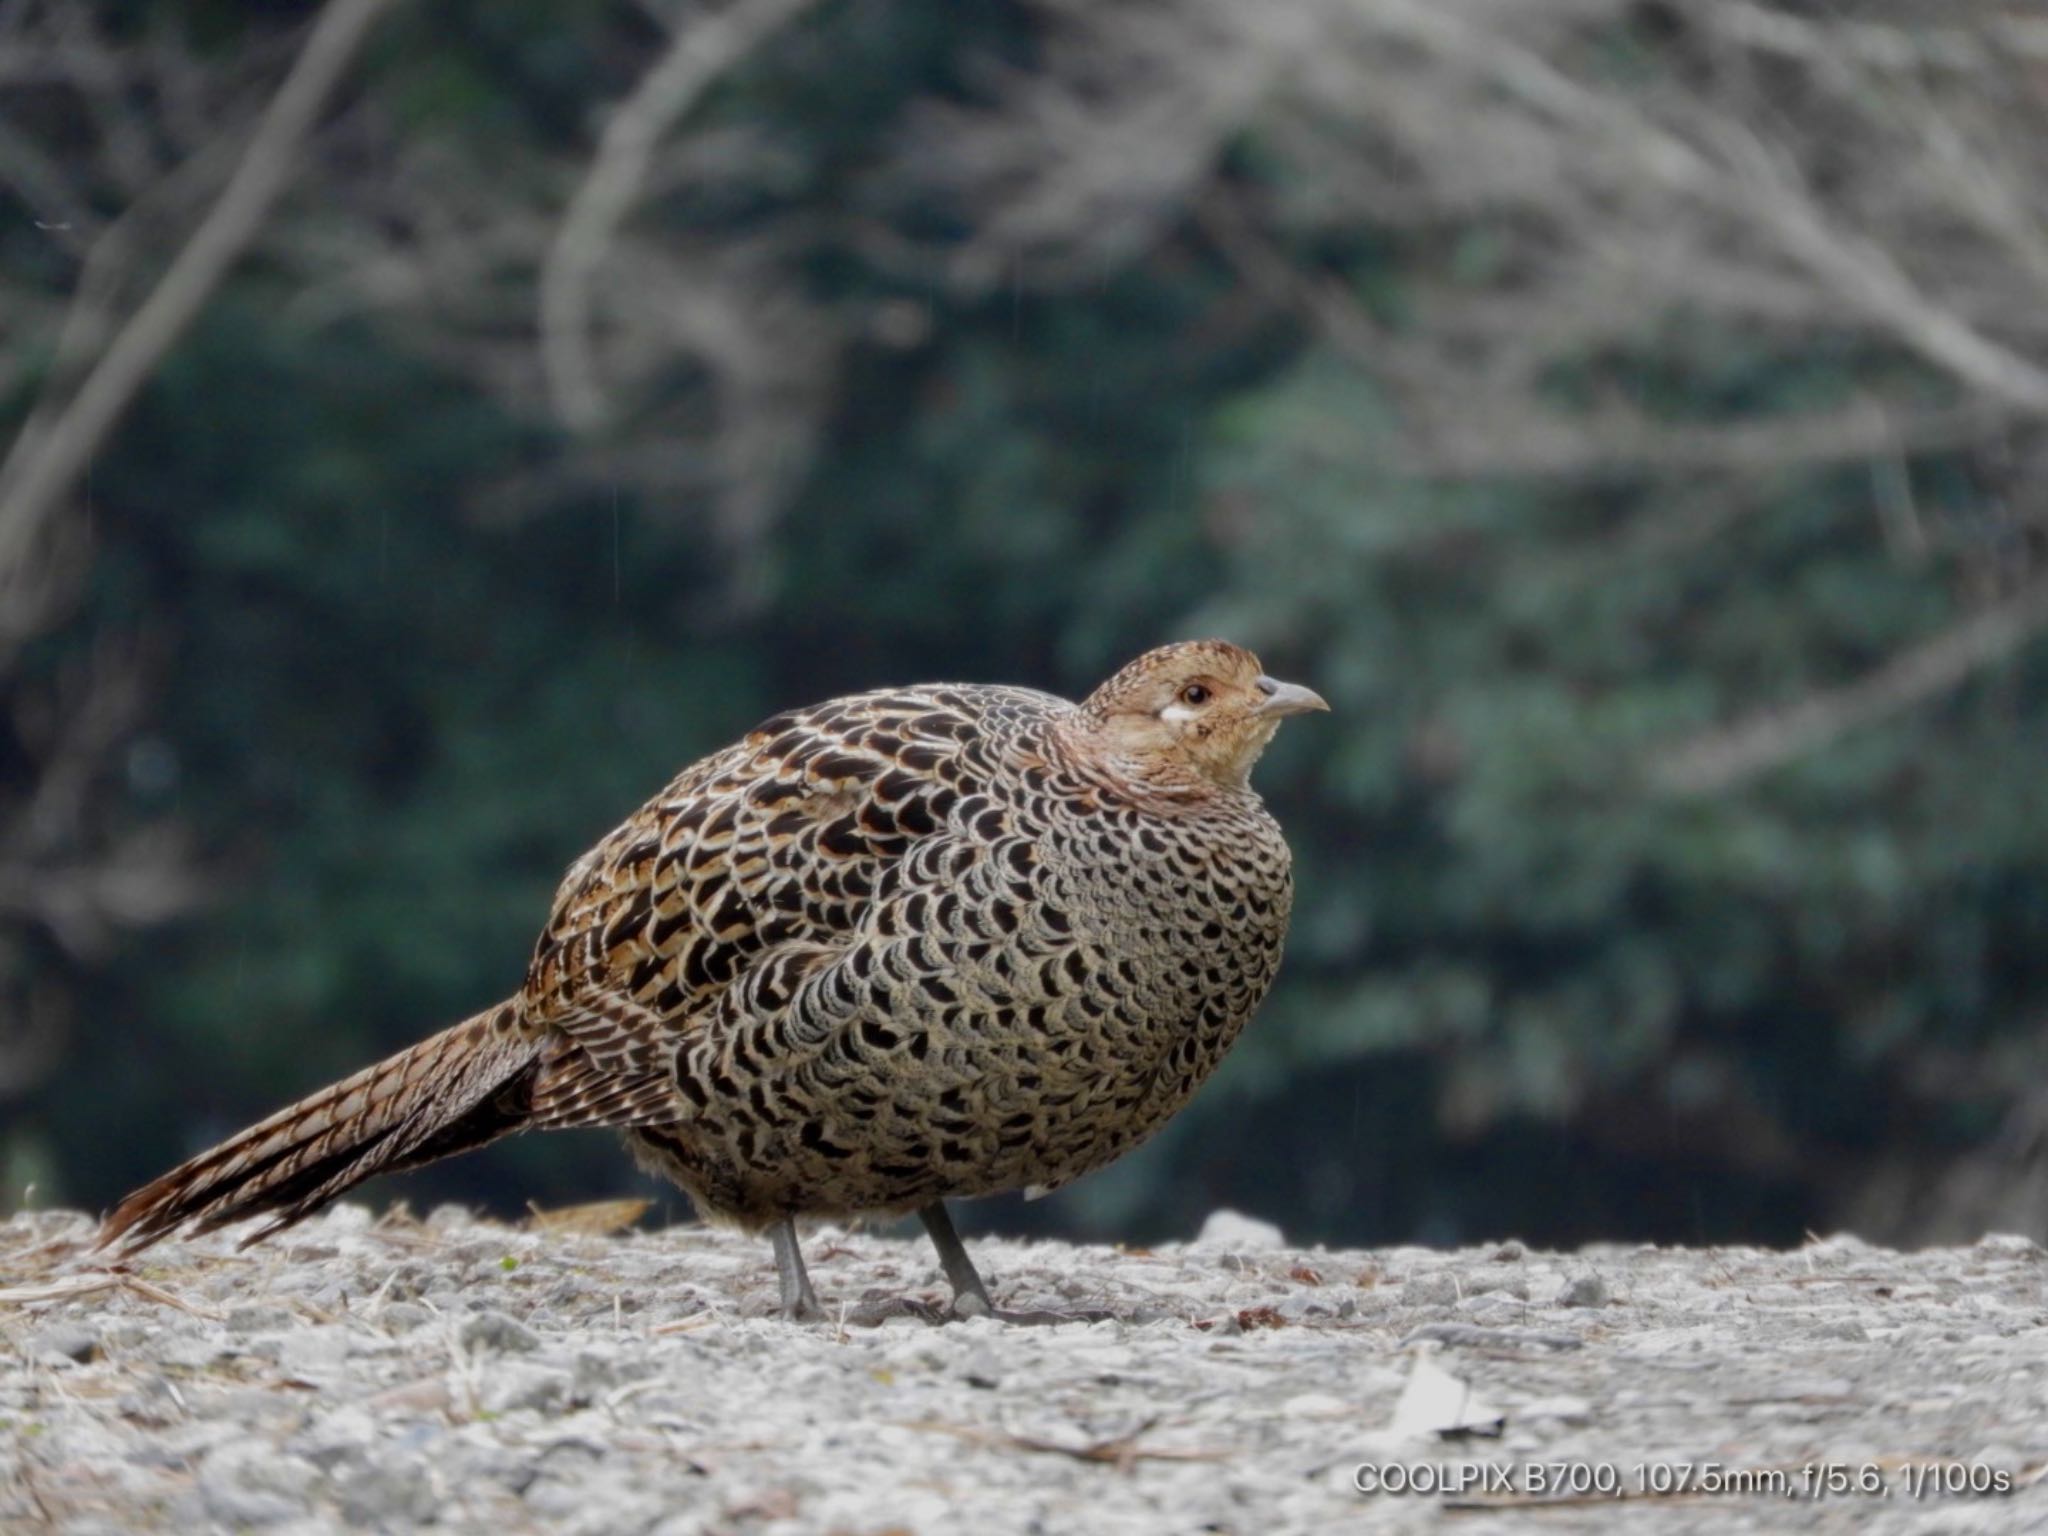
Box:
1047;716;1235;812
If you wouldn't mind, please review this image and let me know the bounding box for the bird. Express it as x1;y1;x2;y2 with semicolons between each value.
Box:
100;639;1328;1319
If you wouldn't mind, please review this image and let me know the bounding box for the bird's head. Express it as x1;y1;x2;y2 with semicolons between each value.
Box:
1076;639;1329;790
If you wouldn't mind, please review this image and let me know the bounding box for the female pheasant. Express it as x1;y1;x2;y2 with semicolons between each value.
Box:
102;640;1327;1318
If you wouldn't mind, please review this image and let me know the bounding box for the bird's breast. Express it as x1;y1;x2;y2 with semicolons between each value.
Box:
1030;799;1293;1039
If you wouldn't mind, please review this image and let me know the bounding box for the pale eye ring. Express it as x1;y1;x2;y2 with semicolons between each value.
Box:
1180;683;1211;706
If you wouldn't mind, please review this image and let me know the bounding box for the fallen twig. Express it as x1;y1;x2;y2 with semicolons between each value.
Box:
0;1267;221;1319
896;1414;1227;1473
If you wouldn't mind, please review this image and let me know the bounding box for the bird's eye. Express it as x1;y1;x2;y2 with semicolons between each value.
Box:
1180;683;1211;706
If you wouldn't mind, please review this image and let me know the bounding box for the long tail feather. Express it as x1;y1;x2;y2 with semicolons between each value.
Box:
99;1000;541;1253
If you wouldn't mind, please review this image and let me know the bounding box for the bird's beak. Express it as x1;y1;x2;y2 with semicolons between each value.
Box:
1254;676;1331;718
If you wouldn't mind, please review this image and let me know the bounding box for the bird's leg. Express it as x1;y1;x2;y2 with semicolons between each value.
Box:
918;1202;994;1318
768;1216;824;1321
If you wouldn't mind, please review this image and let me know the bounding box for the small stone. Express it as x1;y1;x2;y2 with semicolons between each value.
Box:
458;1309;541;1355
1274;1292;1332;1322
1457;1292;1528;1326
391;1422;445;1456
334;1457;438;1527
1977;1232;2042;1257
323;1202;374;1232
481;1363;571;1416
961;1349;1001;1389
1281;1391;1352;1418
379;1262;436;1301
225;1306;295;1335
279;1326;351;1377
294;1405;378;1469
198;1442;319;1528
525;1474;595;1519
1556;1273;1608;1309
1491;1240;1527;1262
1974;1444;2025;1477
1401;1272;1461;1307
1463;1275;1528;1302
1520;1394;1593;1425
1196;1209;1285;1249
30;1324;98;1363
377;1301;433;1333
99;1319;153;1350
570;1350;620;1400
114;1374;185;1428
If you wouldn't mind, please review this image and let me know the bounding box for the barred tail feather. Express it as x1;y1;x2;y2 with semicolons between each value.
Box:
99;1000;541;1253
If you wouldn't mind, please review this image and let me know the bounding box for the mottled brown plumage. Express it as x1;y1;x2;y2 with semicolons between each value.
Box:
102;640;1327;1317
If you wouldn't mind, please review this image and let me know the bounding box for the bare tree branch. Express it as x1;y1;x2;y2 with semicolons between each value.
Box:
539;0;820;432
1713;120;2048;417
1362;0;2048;417
1647;575;2048;797
1714;2;2048;73
0;0;398;586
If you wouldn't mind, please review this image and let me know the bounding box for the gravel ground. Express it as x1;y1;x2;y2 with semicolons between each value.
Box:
2;1203;2044;1534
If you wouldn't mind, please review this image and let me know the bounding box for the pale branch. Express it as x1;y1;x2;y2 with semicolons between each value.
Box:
1713;121;2048;418
10;128;253;486
1197;187;2015;479
1711;2;2048;74
1363;0;2048;419
1381;405;2017;480
0;0;398;587
538;0;820;432
1645;575;2048;797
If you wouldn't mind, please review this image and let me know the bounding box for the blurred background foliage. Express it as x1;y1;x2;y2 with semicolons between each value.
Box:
5;0;2048;1250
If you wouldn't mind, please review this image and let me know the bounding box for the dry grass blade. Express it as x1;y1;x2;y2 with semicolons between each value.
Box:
118;1273;223;1319
0;1272;121;1307
0;1232;94;1276
524;1197;652;1237
0;1267;219;1318
648;1313;716;1336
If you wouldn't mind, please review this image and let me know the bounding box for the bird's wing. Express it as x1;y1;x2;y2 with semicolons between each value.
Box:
518;685;1049;1128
